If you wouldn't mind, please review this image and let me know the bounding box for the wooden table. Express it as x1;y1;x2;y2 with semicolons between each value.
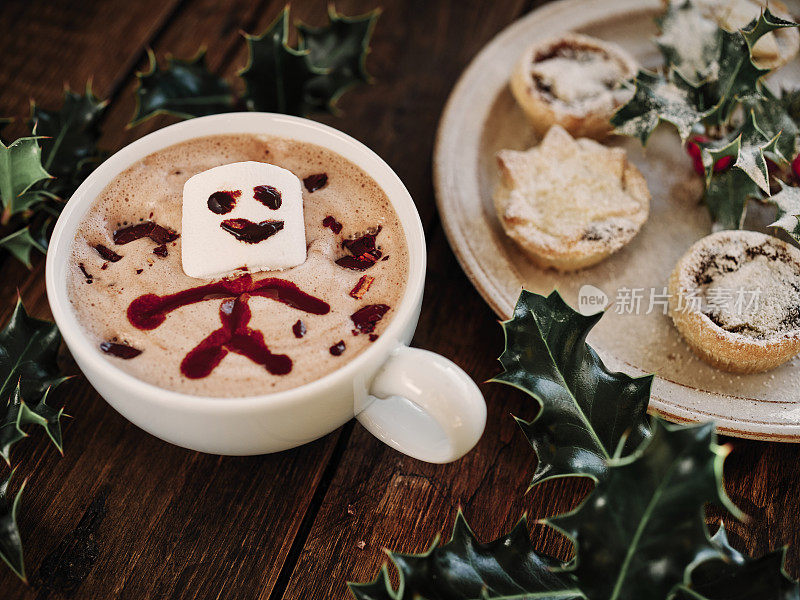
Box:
1;0;798;597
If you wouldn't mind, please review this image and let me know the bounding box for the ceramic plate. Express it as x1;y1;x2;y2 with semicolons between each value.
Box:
434;0;800;441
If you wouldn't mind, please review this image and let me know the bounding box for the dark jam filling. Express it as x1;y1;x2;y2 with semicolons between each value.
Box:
531;43;618;101
220;219;284;243
113;221;179;245
94;244;122;262
303;173;328;192
253;185;282;209
351;304;390;335
581;224;625;242
207;190;240;214
100;341;142;359
335;227;382;271
691;241;800;336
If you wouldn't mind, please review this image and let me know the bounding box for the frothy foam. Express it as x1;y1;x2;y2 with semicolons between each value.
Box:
67;134;409;397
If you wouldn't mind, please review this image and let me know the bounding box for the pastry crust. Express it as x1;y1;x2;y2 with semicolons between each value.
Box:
660;0;799;70
510;33;638;140
668;230;800;373
494;125;650;271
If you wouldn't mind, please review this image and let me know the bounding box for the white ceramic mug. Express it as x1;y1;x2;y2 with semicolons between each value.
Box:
45;113;487;463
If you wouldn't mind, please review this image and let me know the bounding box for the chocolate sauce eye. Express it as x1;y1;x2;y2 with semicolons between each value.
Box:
208;190;240;214
254;185;282;209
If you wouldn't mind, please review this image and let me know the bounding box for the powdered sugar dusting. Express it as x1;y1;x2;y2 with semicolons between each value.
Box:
679;231;800;341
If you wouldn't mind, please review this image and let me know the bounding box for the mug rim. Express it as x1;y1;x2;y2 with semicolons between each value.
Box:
45;112;426;412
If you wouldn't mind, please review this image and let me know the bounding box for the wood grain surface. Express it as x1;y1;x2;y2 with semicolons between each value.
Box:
0;0;798;598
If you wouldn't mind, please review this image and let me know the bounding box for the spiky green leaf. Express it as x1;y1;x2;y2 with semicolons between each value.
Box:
781;88;800;125
491;290;652;487
703;20;769;124
349;511;581;600
702;167;761;230
239;8;325;115
30;83;107;199
0;227;46;268
655;0;721;84
703;110;783;193
131;49;234;126
0;469;26;582
748;87;799;161
769;181;800;241
0;298;66;406
673;526;799;599
0;136;50;219
611;69;710;144
298;6;380;113
0;384;65;464
550;421;739;600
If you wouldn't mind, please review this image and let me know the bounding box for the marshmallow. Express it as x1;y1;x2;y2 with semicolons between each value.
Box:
181;161;306;279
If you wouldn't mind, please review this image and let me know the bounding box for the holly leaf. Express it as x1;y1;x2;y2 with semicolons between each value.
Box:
550;420;740;600
781;88;800;125
673;526;799;600
30;83;107;199
0;469;25;582
748;87;799;161
491;290;652;487
0;297;66;406
702;21;766;124
768;182;800;241
611;69;710;144
655;0;721;84
0;383;65;465
348;511;581;600
0;227;46;269
130;49;234;127
239;8;325;115
703;110;783;194
298;6;380;113
0;135;50;223
703;167;762;230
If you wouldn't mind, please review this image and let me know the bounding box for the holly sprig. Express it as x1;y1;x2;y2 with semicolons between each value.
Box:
0;300;69;582
0;4;380;269
350;291;797;600
612;1;800;240
0;83;108;268
134;5;380;122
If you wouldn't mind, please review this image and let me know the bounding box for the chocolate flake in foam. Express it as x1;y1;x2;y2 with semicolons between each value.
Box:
65;134;409;397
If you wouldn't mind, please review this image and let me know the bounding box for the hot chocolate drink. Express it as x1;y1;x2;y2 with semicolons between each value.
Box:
67;134;409;397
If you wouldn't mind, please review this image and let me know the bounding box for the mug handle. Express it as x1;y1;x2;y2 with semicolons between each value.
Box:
356;346;487;463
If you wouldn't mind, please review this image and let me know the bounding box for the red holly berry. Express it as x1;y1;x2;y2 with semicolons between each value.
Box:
713;155;733;173
685;136;733;175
